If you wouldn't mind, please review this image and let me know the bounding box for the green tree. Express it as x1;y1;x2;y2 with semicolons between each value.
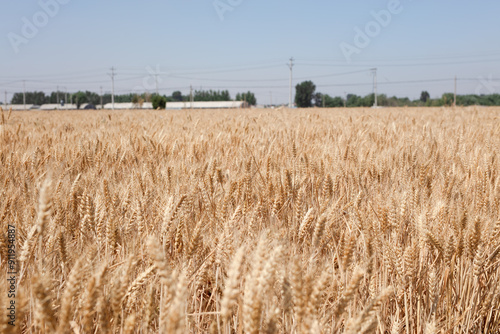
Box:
295;81;316;108
361;94;375;107
221;90;230;101
172;91;183;102
89;91;101;105
323;94;344;107
11;93;23;104
11;91;47;105
313;93;323;107
194;90;231;101
377;94;388;106
236;91;257;105
114;93;134;103
420;91;430;103
74;91;87;109
346;94;362;107
441;93;455;106
48;91;66;104
152;95;167;109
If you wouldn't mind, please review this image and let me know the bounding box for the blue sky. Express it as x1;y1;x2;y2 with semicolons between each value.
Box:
1;0;500;104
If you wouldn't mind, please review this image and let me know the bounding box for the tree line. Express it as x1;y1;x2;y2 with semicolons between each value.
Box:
6;89;257;109
295;80;500;108
152;90;257;109
6;84;500;109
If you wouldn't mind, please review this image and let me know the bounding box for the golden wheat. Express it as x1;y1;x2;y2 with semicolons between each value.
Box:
0;106;499;333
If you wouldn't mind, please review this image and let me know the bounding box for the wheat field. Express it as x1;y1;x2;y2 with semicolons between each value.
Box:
0;107;499;333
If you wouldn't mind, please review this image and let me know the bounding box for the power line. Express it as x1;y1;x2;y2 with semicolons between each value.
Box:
297;57;500;68
0;69;108;80
0;78;488;93
165;63;284;75
169;69;371;83
1;60;498;106
2;57;499;89
298;50;500;63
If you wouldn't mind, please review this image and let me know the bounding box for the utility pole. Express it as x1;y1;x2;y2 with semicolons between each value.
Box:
371;68;378;108
190;85;193;109
155;72;159;96
288;57;294;108
454;76;457;107
100;86;103;109
23;80;26;111
109;67;116;110
65;91;68;105
57;86;59;104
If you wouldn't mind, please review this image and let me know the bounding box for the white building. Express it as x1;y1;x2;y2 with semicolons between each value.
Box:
39;104;78;110
6;100;247;111
103;101;245;110
103;102;153;110
7;104;36;110
166;101;245;109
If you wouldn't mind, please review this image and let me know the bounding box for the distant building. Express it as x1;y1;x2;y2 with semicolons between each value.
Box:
103;101;246;110
39;104;78;110
103;102;153;110
7;101;247;111
9;104;36;110
165;101;246;109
